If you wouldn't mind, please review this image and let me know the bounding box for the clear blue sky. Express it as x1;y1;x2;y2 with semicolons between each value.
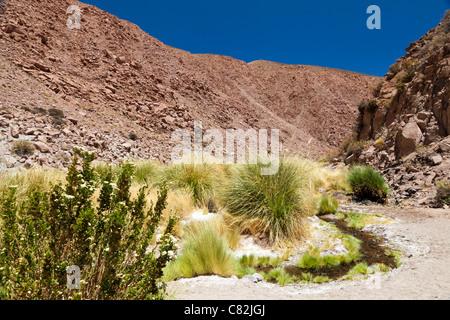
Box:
82;0;449;76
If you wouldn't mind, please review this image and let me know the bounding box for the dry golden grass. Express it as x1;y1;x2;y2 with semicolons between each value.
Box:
1;156;351;247
0;168;66;200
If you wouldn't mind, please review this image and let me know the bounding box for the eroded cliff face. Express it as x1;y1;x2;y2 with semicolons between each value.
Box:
352;11;450;206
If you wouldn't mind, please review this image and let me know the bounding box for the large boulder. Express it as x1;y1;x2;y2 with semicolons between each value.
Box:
438;136;450;153
395;121;423;159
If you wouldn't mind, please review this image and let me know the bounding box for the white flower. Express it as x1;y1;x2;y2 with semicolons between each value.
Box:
167;250;175;258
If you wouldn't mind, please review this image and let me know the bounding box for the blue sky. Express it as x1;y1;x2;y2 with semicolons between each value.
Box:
82;0;449;76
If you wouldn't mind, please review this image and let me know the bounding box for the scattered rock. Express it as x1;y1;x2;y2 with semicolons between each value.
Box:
242;274;263;283
10;126;19;138
67;117;78;125
3;155;17;168
430;154;443;166
438;137;450;153
23;159;34;168
122;142;132;152
33;62;50;73
33;141;50;153
116;56;126;64
395;121;423;159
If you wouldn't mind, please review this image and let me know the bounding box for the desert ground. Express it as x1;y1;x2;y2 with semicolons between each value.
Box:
169;205;450;300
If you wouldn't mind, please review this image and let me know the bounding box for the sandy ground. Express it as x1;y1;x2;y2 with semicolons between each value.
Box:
168;205;450;300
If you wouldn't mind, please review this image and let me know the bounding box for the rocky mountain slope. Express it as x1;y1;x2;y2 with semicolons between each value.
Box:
343;10;450;207
0;0;379;170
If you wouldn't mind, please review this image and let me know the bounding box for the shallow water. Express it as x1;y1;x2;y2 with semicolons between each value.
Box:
257;213;397;281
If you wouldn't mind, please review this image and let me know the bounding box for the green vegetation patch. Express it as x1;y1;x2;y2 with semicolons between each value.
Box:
347;165;389;203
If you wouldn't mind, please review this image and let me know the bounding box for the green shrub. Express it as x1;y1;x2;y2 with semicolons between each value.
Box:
395;59;416;91
442;10;450;33
432;34;448;49
371;81;383;98
32;107;47;116
389;62;401;75
366;99;378;113
164;221;238;280
436;180;450;206
129;133;139;141
347;166;389;202
51;117;67;127
221;159;315;244
318;195;338;215
48;108;65;119
11;140;35;156
0;149;177;300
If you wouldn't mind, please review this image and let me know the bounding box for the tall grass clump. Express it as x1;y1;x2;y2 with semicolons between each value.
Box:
164;221;238;280
162;162;224;207
347;166;389;203
0;149;177;300
132;160;163;184
221;159;315;244
318;195;338;215
436;180;450;206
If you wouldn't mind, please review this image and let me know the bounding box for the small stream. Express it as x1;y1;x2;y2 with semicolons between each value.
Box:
258;214;397;281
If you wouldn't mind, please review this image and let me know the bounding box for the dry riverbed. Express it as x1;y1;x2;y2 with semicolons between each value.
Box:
168;204;450;300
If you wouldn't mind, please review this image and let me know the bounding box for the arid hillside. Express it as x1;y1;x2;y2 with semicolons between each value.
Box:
0;0;379;169
341;10;450;207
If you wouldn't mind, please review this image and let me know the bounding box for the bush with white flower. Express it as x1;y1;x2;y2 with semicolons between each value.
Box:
0;148;177;300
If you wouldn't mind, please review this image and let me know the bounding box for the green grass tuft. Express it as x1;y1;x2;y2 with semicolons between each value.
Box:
263;267;298;285
318;195;338;215
164;221;238;280
347;166;389;202
163;163;224;207
347;263;369;276
221;159;315;244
